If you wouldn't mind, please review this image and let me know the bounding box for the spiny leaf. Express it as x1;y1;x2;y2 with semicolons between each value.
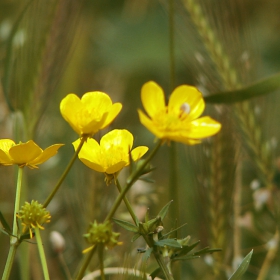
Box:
228;250;253;280
155;238;182;248
157;200;173;221
112;218;138;233
205;73;280;104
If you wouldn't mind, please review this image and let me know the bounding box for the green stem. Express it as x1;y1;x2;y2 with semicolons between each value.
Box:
35;227;50;280
75;246;97;280
116;179;139;225
105;140;162;222
98;245;105;280
43;136;86;208
2;166;23;280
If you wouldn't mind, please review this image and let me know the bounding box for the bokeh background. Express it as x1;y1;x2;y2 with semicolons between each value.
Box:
1;0;280;279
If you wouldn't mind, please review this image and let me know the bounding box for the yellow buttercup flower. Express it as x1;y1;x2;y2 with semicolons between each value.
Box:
60;92;122;137
0;139;64;169
138;81;221;145
73;129;148;184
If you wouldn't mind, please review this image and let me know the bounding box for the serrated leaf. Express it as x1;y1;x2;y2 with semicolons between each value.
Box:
228;250;253;280
155;238;182;248
112;218;139;233
157;200;173;221
205;73;280;104
0;211;12;234
142;247;153;262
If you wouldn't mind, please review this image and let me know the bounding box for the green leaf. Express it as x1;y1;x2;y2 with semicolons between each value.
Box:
171;240;200;259
228;250;253;280
142;247;153;262
172;255;200;261
157;200;173;221
155;238;182;248
0;211;12;234
162;223;188;239
112;218;138;233
131;233;141;242
193;247;222;256
205;73;280;104
149;267;162;280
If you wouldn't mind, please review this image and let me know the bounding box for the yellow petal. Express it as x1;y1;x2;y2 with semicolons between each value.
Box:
138;110;164;139
9;141;42;165
60;94;83;134
0;139;15;164
30;144;64;166
79;158;106;173
81;91;112;108
100;103;122;129
100;129;133;151
168;85;205;120
182;116;222;139
73;138;104;171
141;81;166;118
106;161;127;174
130;146;149;162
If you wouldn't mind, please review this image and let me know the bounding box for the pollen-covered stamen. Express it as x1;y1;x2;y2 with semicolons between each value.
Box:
179;103;191;119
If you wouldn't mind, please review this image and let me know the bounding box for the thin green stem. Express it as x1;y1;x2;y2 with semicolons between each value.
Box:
98;245;105;280
35;227;50;280
75;246;97;280
105;140;162;222
116;179;139;225
43;136;86;208
2;166;23;280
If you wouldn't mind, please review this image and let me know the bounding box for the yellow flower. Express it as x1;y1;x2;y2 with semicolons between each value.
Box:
60;92;122;137
0;139;64;169
73;129;148;183
138;81;221;145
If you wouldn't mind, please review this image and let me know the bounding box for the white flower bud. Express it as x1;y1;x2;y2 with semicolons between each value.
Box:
50;231;65;253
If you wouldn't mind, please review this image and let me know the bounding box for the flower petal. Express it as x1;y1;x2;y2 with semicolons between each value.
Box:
138;110;164;139
100;129;133;151
106;161;127;174
60;94;83;134
9;141;42;165
182;116;222;139
141;81;166;118
168;85;205;120
30;144;64;166
0;139;15;164
130;146;149;162
79;158;106;173
100;103;122;129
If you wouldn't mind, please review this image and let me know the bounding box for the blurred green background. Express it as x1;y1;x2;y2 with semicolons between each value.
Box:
1;0;280;279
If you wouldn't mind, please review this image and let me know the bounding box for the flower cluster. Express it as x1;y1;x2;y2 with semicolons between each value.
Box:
17;200;51;238
83;220;121;253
